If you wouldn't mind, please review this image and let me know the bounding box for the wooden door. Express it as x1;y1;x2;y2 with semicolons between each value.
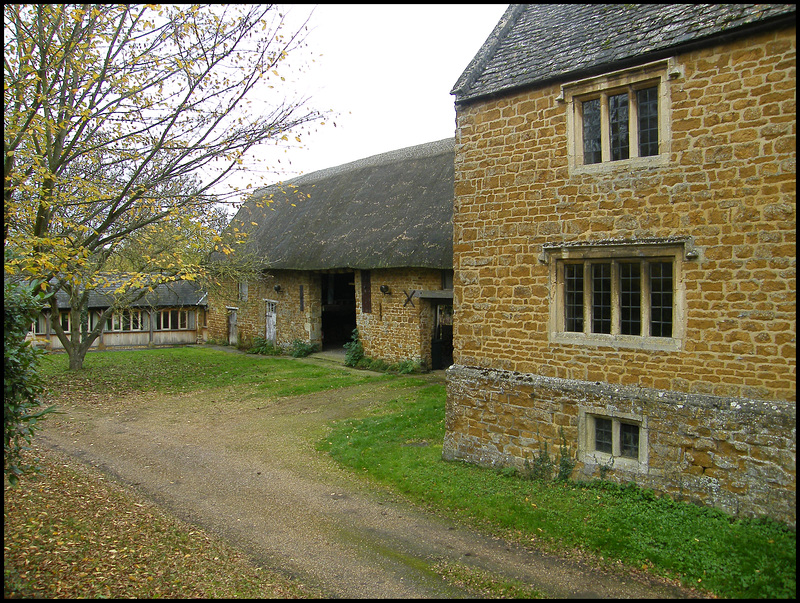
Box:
265;300;277;344
227;308;238;346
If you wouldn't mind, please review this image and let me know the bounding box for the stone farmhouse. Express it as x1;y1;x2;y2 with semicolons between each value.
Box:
26;278;208;350
207;139;455;370
443;4;796;525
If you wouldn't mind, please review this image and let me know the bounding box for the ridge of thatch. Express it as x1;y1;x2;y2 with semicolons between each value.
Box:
230;138;454;271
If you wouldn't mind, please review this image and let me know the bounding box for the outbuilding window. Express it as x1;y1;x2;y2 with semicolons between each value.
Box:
361;270;372;314
106;309;145;332
156;308;193;330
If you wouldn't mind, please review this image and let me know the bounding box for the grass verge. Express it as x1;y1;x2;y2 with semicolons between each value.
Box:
317;383;797;599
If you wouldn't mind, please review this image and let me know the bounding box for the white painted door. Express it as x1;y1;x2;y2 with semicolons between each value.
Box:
265;300;277;344
227;309;238;346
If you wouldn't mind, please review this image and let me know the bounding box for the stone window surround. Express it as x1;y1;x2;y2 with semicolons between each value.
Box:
543;239;692;352
559;57;681;174
578;407;650;474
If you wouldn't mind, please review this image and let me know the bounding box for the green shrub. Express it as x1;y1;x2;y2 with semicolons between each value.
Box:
522;440;554;481
392;359;423;374
289;339;318;358
247;336;283;356
343;329;363;367
4;278;58;485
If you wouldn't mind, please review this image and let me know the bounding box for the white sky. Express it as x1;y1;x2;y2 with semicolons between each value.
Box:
234;3;509;189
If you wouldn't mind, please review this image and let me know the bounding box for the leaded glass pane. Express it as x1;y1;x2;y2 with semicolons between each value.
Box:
595;418;613;454
565;264;584;332
649;262;673;337
592;263;612;334
582;98;602;164
620;422;640;458
620;262;641;335
609;92;629;161
637;86;659;156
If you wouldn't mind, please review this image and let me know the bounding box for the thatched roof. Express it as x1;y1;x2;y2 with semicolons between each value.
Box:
229;138;454;271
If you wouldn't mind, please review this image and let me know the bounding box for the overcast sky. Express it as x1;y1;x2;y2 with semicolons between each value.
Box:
234;4;509;190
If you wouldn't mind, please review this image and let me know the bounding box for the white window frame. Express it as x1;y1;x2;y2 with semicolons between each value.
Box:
578;408;649;474
156;308;193;331
31;313;48;335
560;58;679;174
106;308;145;332
51;310;71;334
545;240;687;352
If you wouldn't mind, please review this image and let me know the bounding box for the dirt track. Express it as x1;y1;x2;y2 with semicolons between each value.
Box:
38;353;701;599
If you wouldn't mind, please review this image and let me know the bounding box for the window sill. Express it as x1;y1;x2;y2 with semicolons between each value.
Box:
551;331;682;352
580;450;647;474
569;153;668;176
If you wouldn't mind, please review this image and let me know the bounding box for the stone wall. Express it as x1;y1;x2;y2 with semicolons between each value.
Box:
207;267;450;366
357;268;446;367
206;270;320;349
444;365;796;526
447;27;796;523
451;28;795;400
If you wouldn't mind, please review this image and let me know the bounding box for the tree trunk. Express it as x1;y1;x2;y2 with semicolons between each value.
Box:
68;351;85;371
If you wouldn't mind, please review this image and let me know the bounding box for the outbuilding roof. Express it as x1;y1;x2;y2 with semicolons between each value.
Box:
50;278;207;310
452;4;796;104
228;138;454;271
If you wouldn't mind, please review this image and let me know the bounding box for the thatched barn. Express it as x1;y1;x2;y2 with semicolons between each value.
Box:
207;138;455;369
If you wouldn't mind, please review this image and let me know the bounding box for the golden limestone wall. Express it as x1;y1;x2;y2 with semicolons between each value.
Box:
207;268;448;366
452;28;795;400
357;268;445;367
206;270;321;349
445;28;796;524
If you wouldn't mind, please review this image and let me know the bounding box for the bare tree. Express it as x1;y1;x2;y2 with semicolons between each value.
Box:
4;4;325;369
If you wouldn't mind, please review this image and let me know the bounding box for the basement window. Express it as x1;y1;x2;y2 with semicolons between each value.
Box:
579;409;648;472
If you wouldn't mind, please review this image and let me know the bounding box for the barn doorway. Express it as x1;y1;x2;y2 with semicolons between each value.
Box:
320;272;356;350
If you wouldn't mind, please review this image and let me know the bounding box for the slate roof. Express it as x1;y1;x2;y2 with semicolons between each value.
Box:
228;138;454;271
452;4;797;104
49;278;207;310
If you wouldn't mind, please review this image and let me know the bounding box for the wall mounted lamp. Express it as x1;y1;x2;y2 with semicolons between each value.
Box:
379;285;391;295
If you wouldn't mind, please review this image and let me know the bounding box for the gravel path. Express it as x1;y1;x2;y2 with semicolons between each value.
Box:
39;353;701;599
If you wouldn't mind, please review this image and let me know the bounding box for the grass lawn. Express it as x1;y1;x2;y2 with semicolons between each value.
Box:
318;382;797;599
